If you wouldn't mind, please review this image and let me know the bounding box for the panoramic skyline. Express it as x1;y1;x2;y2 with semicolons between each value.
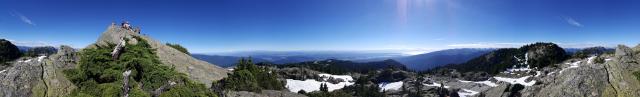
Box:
1;0;639;53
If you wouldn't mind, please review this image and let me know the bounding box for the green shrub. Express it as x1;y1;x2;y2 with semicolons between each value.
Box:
64;36;215;97
160;80;216;97
297;90;307;94
633;71;640;81
594;56;606;64
166;43;190;55
306;90;352;97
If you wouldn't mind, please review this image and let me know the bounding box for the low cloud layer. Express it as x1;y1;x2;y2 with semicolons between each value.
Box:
447;42;526;48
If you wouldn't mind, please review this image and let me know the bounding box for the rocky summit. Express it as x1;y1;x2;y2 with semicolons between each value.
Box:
90;25;228;87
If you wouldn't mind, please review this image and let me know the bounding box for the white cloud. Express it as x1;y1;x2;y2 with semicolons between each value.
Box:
447;42;526;48
10;11;36;26
564;17;582;27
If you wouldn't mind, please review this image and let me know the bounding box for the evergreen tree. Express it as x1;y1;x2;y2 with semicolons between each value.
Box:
224;70;261;92
218;57;285;92
319;83;329;92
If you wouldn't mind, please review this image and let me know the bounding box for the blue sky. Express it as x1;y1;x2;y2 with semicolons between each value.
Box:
1;0;639;53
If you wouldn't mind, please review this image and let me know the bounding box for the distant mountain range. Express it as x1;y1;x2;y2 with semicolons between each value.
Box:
194;49;493;70
393;48;496;71
191;54;270;67
194;47;607;71
194;50;407;67
267;59;407;75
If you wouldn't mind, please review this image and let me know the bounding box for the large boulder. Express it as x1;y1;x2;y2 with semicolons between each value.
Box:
0;45;78;97
603;45;640;97
0;57;45;97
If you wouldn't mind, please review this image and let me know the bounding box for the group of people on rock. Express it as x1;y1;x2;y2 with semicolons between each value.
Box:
112;20;140;34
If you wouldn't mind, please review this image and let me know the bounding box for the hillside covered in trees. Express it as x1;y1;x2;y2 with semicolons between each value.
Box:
435;42;568;75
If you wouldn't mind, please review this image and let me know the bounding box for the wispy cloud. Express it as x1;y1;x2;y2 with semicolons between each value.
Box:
564;16;582;27
10;10;36;26
447;42;526;48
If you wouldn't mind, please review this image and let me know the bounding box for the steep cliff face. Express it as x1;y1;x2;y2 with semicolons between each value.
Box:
0;45;78;97
89;25;228;87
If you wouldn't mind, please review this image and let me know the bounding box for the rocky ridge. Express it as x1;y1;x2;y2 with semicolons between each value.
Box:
416;44;640;97
479;45;640;97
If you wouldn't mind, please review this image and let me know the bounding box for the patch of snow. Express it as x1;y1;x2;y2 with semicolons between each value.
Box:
587;56;597;64
507;67;532;72
227;68;234;71
285;79;354;92
605;58;612;62
378;81;403;92
560;61;582;74
458;80;473;83
568;61;581;68
475;80;499;87
318;73;354;82
547;71;555;75
424;82;450;88
458;89;480;97
493;76;536;86
524;53;529;64
0;70;6;74
18;59;32;63
458;80;498;87
534;71;542;77
37;56;47;62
